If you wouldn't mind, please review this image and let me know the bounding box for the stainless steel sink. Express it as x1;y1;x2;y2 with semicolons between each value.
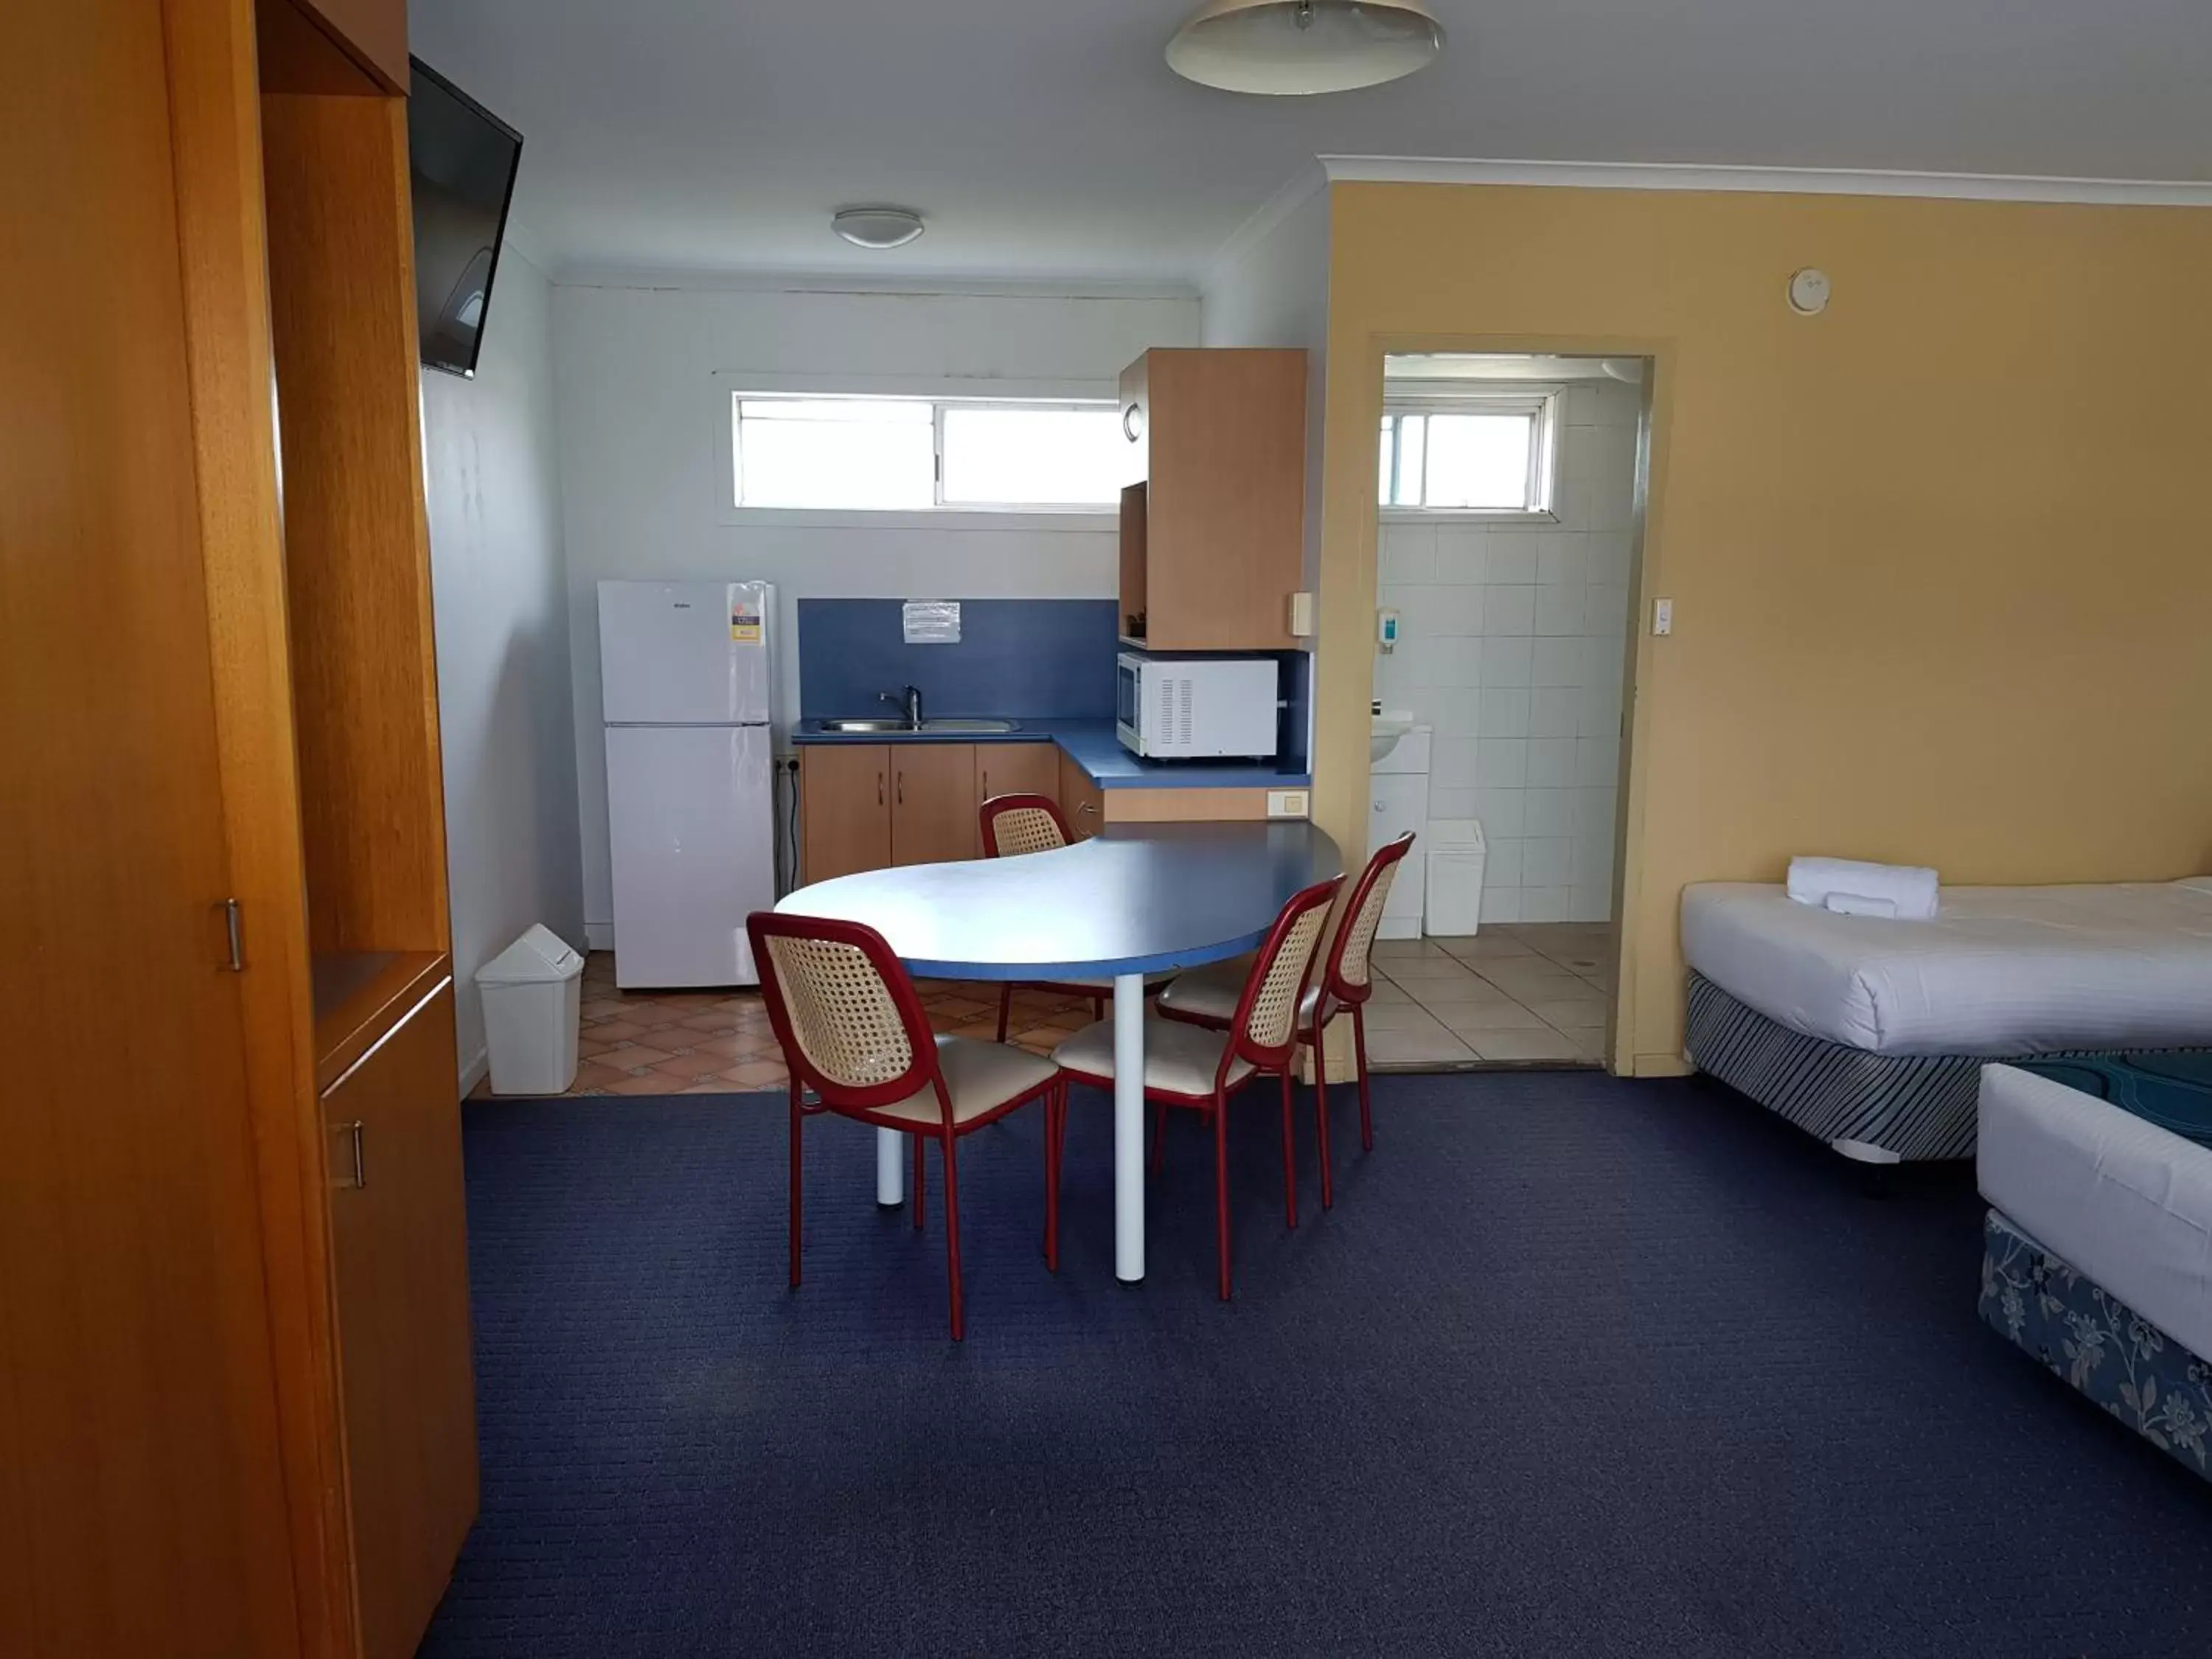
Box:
816;717;1021;735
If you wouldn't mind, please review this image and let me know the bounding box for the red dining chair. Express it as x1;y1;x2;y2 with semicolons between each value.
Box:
978;793;1109;1040
1156;832;1415;1211
1051;874;1343;1300
745;911;1066;1340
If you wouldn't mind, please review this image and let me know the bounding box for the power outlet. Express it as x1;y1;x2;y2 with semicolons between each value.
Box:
1267;789;1310;819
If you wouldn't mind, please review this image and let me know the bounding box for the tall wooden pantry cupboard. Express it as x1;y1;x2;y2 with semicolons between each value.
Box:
2;3;479;1656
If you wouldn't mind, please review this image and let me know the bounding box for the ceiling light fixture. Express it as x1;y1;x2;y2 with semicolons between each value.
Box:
831;206;925;250
1166;0;1444;96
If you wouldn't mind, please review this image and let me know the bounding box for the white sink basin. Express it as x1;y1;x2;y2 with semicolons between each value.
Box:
1370;716;1413;764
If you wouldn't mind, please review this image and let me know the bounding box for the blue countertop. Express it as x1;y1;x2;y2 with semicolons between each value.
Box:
775;820;1342;977
788;717;1311;792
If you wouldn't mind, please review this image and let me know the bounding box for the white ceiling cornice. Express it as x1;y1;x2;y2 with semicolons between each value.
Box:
1319;156;2212;209
549;265;1200;301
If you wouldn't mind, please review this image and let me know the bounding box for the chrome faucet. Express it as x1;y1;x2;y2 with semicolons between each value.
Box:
880;685;923;730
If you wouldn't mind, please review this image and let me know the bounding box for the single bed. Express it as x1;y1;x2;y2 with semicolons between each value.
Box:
1977;1061;2212;1481
1680;878;2212;1162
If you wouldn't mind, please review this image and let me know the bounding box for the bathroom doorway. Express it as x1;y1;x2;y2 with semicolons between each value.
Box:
1363;352;1649;1068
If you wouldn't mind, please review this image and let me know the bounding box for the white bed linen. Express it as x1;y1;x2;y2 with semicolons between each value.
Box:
1979;1062;2212;1361
1682;878;2212;1056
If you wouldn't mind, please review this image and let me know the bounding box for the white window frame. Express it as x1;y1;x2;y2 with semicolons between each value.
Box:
714;374;1124;530
1377;385;1563;522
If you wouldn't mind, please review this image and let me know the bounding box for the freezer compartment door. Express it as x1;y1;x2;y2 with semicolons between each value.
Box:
605;724;776;989
599;580;772;725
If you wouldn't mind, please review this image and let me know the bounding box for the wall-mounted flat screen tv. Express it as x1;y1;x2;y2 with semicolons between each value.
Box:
407;58;522;379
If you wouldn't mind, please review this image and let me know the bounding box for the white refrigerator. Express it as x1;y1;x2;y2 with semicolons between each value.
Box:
599;580;776;989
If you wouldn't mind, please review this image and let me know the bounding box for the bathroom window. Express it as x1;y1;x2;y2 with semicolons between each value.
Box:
731;394;1121;512
1379;392;1558;515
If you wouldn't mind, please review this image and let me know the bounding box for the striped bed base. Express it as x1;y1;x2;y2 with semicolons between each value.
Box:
1682;973;2205;1164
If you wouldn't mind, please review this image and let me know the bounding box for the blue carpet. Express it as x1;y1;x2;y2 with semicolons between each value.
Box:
421;1074;2212;1657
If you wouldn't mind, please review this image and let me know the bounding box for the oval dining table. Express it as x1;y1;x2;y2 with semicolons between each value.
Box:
773;818;1343;1284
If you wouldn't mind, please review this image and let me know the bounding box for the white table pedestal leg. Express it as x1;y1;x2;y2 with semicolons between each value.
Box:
1113;970;1145;1284
876;1126;904;1208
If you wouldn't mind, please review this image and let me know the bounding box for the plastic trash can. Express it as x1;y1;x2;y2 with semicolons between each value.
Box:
1424;818;1489;936
476;925;585;1096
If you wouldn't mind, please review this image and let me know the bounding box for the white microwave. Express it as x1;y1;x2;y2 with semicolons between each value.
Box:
1116;651;1279;759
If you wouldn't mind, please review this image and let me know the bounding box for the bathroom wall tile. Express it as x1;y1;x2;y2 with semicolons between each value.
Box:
1531;636;1582;688
1476;687;1531;737
1526;737;1578;788
1470;785;1526;838
1534;585;1584;636
1523;785;1574;838
1480;637;1533;687
1486;585;1536;636
1488;533;1539;584
1475;737;1528;787
1531;686;1579;738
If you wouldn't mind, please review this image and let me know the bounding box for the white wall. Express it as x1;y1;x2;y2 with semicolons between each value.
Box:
422;247;585;1084
1373;381;1641;925
552;281;1198;939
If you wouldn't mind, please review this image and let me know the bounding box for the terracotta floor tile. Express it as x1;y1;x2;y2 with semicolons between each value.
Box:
925;995;992;1020
1377;955;1484;981
568;1059;633;1093
1433;1002;1548;1037
1437;934;1537;961
676;1009;743;1034
602;1043;678;1072
681;1032;748;1060
581;1018;654;1044
616;1001;695;1030
580;998;630;1023
1366;1027;1479;1067
601;1072;684;1095
653;1049;733;1079
681;1079;743;1094
724;1060;789;1088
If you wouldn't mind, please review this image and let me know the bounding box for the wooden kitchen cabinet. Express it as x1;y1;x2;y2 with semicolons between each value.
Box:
891;743;979;865
801;743;893;882
975;741;1060;809
1117;347;1307;651
1058;749;1105;841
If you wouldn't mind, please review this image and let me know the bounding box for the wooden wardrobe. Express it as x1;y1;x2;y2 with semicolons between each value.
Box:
2;3;477;1655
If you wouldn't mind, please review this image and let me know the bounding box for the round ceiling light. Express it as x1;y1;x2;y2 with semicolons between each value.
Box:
1166;0;1444;96
832;207;925;250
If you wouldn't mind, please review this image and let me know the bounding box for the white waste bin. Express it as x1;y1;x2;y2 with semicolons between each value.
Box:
476;925;585;1096
1424;818;1489;936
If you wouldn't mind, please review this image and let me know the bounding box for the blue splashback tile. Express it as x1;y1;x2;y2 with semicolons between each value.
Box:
798;599;1120;721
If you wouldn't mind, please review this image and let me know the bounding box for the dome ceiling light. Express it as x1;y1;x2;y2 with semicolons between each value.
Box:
831;207;925;250
1166;0;1445;96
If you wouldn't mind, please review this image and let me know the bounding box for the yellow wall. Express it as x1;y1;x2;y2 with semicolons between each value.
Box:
1316;181;2212;1073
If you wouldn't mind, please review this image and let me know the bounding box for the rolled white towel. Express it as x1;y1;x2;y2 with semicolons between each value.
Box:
1787;857;1939;919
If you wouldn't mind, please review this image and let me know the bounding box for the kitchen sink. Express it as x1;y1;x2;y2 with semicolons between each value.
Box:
816;717;1022;735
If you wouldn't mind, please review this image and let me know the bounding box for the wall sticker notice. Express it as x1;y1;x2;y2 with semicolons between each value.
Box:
902;599;961;644
731;594;763;644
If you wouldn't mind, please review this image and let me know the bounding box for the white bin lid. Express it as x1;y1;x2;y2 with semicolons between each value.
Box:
476;924;585;985
1425;817;1487;853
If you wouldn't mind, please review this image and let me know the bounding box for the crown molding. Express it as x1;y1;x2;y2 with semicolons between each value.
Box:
1200;161;1329;293
1318;155;2212;208
549;264;1199;302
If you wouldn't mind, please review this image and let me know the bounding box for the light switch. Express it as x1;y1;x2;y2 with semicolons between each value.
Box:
1267;790;1310;819
1652;597;1673;636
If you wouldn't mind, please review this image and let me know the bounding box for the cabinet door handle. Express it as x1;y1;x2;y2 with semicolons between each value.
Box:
896;771;904;806
1077;801;1096;816
332;1120;364;1189
877;771;885;806
981;769;990;797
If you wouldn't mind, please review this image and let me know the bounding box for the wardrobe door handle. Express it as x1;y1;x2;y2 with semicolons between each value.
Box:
897;771;905;806
877;771;885;806
981;769;990;797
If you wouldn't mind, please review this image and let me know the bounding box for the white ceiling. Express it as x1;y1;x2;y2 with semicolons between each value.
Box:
409;0;2212;286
